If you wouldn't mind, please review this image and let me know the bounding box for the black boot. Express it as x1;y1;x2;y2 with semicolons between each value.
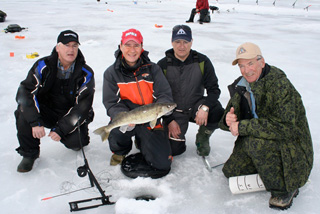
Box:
17;157;36;173
269;189;299;210
186;9;196;23
195;126;213;156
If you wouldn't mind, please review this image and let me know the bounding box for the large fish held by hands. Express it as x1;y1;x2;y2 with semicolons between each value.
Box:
94;103;177;142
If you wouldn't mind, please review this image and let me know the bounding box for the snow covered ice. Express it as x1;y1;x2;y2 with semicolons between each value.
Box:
0;0;319;213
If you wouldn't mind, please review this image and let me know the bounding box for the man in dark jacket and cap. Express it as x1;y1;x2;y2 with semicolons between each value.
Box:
15;30;95;173
219;42;313;210
158;25;224;158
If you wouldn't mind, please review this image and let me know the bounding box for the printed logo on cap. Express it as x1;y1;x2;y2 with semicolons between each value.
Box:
64;33;77;38
125;32;137;37
177;29;187;35
239;47;246;54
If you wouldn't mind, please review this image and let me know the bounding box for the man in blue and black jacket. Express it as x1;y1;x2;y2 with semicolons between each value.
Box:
15;30;95;173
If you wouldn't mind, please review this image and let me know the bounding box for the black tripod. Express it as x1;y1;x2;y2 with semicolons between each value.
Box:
68;119;115;212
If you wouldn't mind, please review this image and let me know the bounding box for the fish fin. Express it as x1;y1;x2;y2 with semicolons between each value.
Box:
149;119;157;129
119;125;128;133
93;126;110;142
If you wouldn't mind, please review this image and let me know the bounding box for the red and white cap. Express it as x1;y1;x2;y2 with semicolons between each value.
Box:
121;28;143;44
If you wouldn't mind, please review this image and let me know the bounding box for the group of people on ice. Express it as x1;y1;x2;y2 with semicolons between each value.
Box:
14;0;313;211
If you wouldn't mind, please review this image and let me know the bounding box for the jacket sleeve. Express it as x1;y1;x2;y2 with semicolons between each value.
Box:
157;58;175;125
157;57;167;72
151;63;174;104
53;65;95;136
103;66;130;119
202;56;221;109
16;59;45;127
238;78;298;141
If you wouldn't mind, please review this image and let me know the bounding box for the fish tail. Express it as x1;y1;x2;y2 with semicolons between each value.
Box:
93;126;110;142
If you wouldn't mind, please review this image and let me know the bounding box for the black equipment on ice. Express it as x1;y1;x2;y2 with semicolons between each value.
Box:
0;10;6;22
4;24;27;33
209;6;219;14
121;153;170;179
68;118;115;212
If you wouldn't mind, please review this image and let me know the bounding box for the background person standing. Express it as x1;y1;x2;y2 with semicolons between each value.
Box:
186;0;210;24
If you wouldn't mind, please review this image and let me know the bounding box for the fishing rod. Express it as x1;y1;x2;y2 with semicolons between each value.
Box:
41;117;115;211
68;117;115;212
41;187;93;201
304;5;312;11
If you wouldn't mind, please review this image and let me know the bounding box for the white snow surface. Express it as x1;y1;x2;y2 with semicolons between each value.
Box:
0;0;319;213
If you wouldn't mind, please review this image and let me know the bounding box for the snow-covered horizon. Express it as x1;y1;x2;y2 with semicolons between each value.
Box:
1;0;319;213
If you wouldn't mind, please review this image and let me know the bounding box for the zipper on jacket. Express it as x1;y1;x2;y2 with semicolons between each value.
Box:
133;71;145;105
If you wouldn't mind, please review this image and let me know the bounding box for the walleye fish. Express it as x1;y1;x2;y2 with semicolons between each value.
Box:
94;103;177;142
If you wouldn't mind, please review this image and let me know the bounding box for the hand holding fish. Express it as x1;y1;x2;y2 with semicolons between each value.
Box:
94;103;177;142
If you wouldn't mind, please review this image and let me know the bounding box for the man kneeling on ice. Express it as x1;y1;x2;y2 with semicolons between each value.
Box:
219;42;313;210
15;30;95;172
100;28;174;179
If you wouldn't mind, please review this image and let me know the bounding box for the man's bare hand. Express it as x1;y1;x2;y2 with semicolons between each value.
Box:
226;107;238;126
48;131;61;141
168;120;181;139
32;126;46;139
195;108;208;126
229;121;239;136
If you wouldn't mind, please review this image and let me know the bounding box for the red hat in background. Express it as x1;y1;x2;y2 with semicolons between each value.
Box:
121;28;143;44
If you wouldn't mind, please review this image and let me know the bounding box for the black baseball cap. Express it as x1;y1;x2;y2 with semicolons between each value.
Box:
172;25;192;42
57;30;80;45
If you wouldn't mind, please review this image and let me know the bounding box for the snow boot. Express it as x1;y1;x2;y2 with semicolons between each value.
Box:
110;154;125;166
269;189;299;210
17;157;36;173
195;126;213;156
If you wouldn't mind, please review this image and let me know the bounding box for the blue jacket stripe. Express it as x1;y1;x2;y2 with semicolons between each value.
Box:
37;60;46;79
81;67;92;87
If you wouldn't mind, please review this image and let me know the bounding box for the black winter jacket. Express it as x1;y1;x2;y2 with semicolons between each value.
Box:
16;48;95;137
158;49;221;111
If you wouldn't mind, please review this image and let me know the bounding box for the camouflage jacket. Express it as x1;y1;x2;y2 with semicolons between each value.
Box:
219;64;313;191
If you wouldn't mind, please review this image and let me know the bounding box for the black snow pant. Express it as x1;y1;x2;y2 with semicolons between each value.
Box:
108;123;172;171
187;8;209;22
164;101;224;156
15;105;90;159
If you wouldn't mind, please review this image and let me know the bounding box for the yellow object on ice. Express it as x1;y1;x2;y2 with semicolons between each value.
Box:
26;52;39;59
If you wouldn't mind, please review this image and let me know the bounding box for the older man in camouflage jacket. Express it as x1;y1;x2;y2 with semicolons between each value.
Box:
219;42;313;210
